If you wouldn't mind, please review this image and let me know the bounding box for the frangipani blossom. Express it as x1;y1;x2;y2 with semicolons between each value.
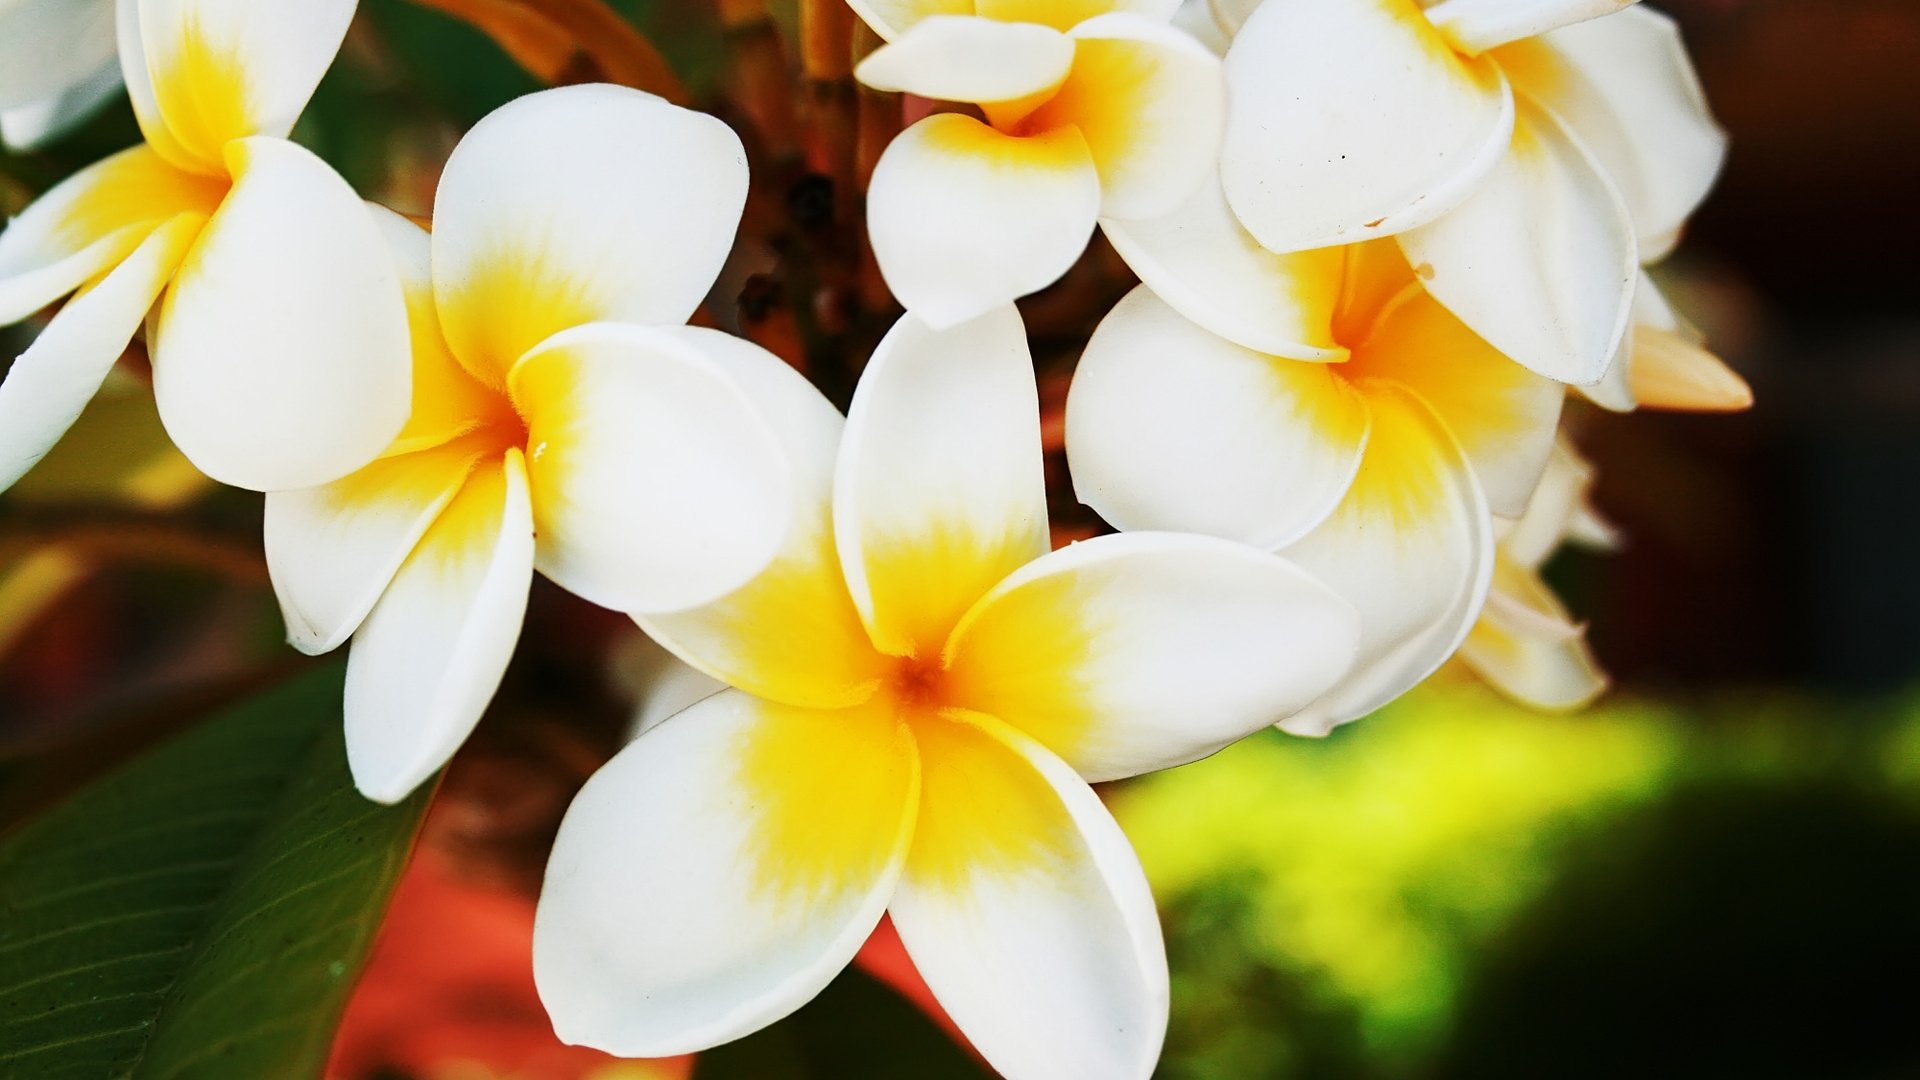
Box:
1458;437;1614;710
0;0;412;493
265;85;798;804
851;0;1223;328
0;0;121;149
1068;240;1563;733
1218;0;1725;384
533;306;1362;1078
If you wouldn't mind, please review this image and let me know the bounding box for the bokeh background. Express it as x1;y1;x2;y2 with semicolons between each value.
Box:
3;1;1918;1077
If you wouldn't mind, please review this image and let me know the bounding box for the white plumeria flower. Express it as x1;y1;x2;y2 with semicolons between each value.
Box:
1217;0;1725;384
532;305;1361;1078
1067;239;1565;734
1457;437;1614;710
264;85;800;804
0;0;121;149
851;0;1224;328
0;0;412;493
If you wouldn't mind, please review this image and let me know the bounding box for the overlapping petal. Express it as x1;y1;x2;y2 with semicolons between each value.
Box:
1221;0;1513;252
1497;7;1723;258
343;450;535;803
0;213;203;493
534;691;919;1056
846;0;972;41
891;710;1165;1080
1066;287;1366;549
942;531;1361;781
1099;175;1345;360
855;16;1074;105
0;59;122;150
977;0;1184;32
150;136;410;492
508;322;792;616
1425;0;1635;55
867;114;1100;329
834;306;1049;658
1459;559;1607;710
1397;101;1637;387
1279;383;1495;734
431;84;749;387
124;0;358;174
1018;13;1224;220
0;0;116;113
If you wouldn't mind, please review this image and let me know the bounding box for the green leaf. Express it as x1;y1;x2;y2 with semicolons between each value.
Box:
0;665;433;1079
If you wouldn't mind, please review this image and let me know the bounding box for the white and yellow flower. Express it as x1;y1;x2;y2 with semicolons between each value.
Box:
532;305;1362;1078
0;0;414;495
264;85;800;804
851;0;1223;328
1216;0;1725;384
0;0;120;149
1067;239;1564;733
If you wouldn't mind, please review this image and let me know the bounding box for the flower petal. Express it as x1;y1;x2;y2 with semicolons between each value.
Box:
1099;173;1344;359
1397;101;1637;387
534;690;919;1056
1458;558;1607;710
151;136;411;492
867;113;1100;330
836;307;1049;658
0;59;123;151
1221;0;1513;251
431;84;748;387
633;328;888;710
264;438;485;657
977;0;1184;32
1065;287;1366;549
0;213;202;493
847;0;973;42
1499;435;1596;570
1425;0;1635;55
1018;13;1225;220
943;531;1360;781
0;0;116;113
508;322;792;615
855;16;1074;105
1278;381;1496;733
343;449;535;803
892;710;1166;1080
1496;9;1721;258
128;0;357;173
0;145;224;325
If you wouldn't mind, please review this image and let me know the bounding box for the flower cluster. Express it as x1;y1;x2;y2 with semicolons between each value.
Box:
0;0;1746;1076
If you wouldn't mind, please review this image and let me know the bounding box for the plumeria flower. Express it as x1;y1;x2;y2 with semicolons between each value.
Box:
850;0;1224;328
532;305;1362;1078
1067;239;1564;734
0;0;412;494
0;0;121;149
265;85;800;804
1457;437;1615;710
1216;0;1725;385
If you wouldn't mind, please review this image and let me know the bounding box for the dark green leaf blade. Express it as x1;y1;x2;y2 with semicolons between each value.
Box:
0;665;432;1079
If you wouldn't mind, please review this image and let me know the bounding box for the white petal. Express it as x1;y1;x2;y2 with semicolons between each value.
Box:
855;16;1074;105
1221;0;1513;251
892;711;1166;1080
127;0;356;171
1499;435;1595;570
835;307;1049;658
508;322;792;615
1279;382;1496;733
535;690;918;1056
1170;0;1231;54
151;136;410;492
1033;13;1225;220
847;0;972;42
0;145;223;325
976;0;1186;31
1458;560;1607;710
1100;173;1344;359
1426;0;1636;54
343;450;534;804
431;84;748;386
1066;286;1366;549
264;440;484;656
0;0;116;112
944;531;1361;781
618;632;728;737
1397;102;1636;386
867;113;1100;330
1515;7;1723;259
0;213;201;493
0;59;122;150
